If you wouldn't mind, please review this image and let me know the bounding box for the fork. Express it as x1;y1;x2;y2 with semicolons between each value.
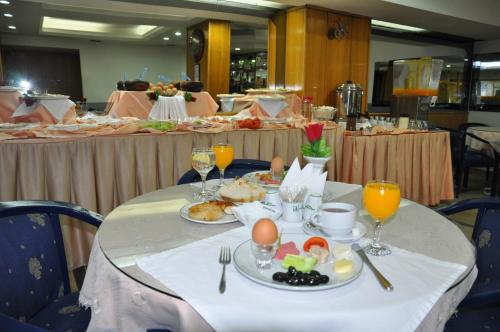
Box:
219;246;231;294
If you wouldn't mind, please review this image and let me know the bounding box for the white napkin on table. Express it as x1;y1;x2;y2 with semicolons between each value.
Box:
232;201;282;228
12;102;39;117
39;99;75;120
256;98;287;118
149;95;187;121
136;226;467;332
280;158;327;198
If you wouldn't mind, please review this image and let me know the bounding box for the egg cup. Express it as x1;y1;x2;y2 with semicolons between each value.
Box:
251;239;279;269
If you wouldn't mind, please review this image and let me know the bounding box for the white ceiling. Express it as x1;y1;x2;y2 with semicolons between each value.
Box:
1;0;500;51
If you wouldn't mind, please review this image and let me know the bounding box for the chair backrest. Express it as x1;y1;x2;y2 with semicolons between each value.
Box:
0;201;102;322
437;198;500;288
177;159;274;185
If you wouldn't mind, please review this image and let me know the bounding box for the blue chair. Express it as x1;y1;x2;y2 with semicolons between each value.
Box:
437;198;500;331
0;200;103;332
178;158;276;185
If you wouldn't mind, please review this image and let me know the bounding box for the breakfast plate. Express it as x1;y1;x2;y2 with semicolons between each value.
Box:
234;233;363;291
179;202;239;225
242;171;281;188
302;221;367;242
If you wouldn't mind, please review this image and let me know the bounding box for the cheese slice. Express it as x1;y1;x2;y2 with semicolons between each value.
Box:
333;259;353;274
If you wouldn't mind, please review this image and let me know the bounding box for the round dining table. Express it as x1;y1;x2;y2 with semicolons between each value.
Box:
80;180;476;332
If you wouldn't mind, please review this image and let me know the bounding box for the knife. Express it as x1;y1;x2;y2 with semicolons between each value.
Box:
351;243;394;292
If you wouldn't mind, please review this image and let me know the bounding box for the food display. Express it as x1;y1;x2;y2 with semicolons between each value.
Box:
140;120;177;132
117;80;150;91
272;267;330;286
237;118;261;129
149;82;179;96
218;178;267;203
187;200;235;221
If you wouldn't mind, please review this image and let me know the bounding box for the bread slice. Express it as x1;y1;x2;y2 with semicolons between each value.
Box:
219;179;267;203
188;201;234;221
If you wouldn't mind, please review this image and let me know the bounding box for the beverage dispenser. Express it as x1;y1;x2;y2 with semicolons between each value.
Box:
336;81;363;130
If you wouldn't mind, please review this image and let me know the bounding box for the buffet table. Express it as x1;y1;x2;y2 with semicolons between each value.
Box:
231;93;302;117
339;131;454;206
0;127;343;268
107;90;219;118
80;182;476;332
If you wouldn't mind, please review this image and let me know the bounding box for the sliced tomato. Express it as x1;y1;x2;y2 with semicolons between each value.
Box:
303;237;329;252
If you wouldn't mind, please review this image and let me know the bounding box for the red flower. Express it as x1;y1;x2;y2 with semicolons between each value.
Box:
305;123;324;143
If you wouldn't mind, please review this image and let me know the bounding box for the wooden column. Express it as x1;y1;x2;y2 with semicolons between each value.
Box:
187;20;231;99
268;6;371;112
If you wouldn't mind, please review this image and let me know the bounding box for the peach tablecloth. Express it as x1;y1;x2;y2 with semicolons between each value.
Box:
0;127;343;269
12;104;76;124
340;131;454;206
0;90;22;122
233;93;302;117
107;91;218;119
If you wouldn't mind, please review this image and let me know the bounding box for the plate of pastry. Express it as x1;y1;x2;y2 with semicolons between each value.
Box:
215;178;267;203
180;200;238;224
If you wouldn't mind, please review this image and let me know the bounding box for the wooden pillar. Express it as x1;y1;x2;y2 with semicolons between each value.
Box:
187;20;231;99
268;12;287;89
268;6;371;112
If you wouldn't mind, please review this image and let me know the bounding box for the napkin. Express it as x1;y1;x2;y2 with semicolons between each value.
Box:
280;158;327;198
149;95;187;121
39;99;75;121
256;98;287;118
136;227;467;332
232;201;282;228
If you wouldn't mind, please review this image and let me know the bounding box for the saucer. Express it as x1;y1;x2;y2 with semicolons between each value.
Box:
302;221;367;242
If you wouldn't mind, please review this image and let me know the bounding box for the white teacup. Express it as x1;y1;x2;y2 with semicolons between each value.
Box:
310;202;357;236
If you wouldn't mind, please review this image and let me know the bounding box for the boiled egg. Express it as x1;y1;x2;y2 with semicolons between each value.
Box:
252;218;278;245
271;156;284;174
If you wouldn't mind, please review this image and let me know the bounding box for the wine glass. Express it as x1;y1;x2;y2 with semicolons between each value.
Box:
191;147;216;201
212;143;234;187
363;180;401;256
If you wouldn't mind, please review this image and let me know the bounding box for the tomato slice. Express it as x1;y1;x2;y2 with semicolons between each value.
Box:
303;237;329;252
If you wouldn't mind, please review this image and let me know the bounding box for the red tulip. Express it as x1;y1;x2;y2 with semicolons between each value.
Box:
305;123;324;143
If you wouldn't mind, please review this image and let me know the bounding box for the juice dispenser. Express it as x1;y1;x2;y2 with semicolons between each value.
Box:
391;57;444;120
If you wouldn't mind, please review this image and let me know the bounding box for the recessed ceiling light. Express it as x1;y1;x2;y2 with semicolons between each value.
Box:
163;36;170;41
0;0;10;5
445;64;451;68
7;25;16;30
4;13;13;17
174;31;182;36
234;47;240;51
371;19;426;32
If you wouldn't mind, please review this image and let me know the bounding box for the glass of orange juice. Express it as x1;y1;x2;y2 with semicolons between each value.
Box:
363;180;401;256
212;143;234;187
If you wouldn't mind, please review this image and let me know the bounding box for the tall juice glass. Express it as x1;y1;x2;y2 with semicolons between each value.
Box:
191;147;216;201
212;143;234;187
363;180;401;256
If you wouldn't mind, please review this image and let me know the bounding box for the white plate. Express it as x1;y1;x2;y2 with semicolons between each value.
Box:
234;233;363;291
242;171;281;189
179;202;239;225
302;221;367;242
0;86;20;92
217;94;244;99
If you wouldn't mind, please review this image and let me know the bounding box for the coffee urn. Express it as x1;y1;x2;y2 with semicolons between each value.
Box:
336;81;363;130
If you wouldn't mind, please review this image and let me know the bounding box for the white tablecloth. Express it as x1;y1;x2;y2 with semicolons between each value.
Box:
149;95;188;121
80;181;476;332
13;99;74;121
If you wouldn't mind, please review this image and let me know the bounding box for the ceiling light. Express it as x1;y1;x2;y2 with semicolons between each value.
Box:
0;1;10;5
20;80;31;90
7;25;15;30
163;36;170;41
445;65;451;68
371;19;426;32
4;13;13;17
174;31;182;36
42;16;158;38
235;47;241;51
473;61;500;69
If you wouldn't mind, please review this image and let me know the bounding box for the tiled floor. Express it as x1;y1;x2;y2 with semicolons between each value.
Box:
434;168;492;239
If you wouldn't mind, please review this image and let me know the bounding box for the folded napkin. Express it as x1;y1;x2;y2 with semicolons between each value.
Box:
137;227;467;332
256;98;287;118
280;158;327;198
39;99;75;121
12;102;38;117
232;201;282;228
149;95;187;121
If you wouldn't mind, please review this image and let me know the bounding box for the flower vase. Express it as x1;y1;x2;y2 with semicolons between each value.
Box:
304;156;331;174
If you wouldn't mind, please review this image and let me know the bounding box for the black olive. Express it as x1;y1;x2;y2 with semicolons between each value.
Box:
303;272;310;279
287;266;298;277
298;276;307;285
318;275;330;284
309;270;320;277
287;276;300;286
308;277;320;286
296;271;303;278
272;272;281;281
